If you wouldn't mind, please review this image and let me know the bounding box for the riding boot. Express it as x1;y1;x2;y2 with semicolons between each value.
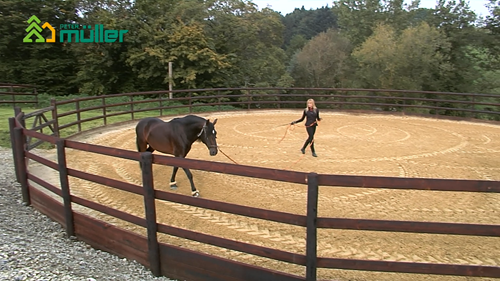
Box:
301;141;309;154
311;143;317;157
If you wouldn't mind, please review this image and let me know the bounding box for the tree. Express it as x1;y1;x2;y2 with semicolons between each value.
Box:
0;0;80;95
291;28;352;87
352;22;452;91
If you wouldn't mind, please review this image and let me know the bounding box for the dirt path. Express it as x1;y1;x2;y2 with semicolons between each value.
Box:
29;110;500;281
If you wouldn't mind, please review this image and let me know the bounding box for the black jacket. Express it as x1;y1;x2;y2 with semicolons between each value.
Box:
294;108;321;127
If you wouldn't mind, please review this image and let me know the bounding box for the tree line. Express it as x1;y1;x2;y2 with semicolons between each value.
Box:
0;0;498;97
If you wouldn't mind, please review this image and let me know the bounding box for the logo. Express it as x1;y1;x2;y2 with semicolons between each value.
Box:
23;15;55;43
23;15;128;43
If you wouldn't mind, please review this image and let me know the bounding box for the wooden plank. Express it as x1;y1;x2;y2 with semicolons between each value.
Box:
155;191;307;227
73;212;150;268
157;223;306;265
9;118;20;183
316;258;500;278
71;195;146;227
65;140;141;161
30;119;56;132
141;152;161;276
67;168;142;195
22;128;57;144
159;243;305;281
57;139;74;237
59;115;104;130
22;106;54;119
318;174;500;193
29;185;64;225
14;127;30;204
317;218;500;237
153;155;308;184
25;151;58;170
305;173;318;281
27;173;62;197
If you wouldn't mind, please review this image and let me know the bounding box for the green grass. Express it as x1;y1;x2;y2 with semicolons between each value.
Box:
1;96;241;149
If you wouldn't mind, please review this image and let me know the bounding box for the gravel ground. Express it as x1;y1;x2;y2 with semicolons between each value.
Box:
0;147;175;281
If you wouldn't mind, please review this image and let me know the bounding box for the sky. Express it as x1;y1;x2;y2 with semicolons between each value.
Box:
251;0;492;17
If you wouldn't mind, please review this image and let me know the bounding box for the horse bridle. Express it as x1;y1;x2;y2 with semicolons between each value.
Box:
197;125;217;149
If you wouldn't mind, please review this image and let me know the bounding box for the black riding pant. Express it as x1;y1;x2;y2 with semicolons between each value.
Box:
302;126;316;152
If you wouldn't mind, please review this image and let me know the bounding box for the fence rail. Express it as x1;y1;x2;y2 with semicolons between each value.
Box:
45;87;500;139
0;83;39;107
8;87;500;281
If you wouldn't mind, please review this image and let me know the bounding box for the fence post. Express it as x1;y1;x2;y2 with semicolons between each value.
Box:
130;95;135;120
10;86;15;108
159;93;164;116
51;99;60;137
189;92;192;113
14;127;30;205
306;173;319;281
471;95;477;119
102;97;107;126
9;118;20;183
276;90;281;109
56;139;74;237
141;152;161;277
76;101;82;133
218;90;221;111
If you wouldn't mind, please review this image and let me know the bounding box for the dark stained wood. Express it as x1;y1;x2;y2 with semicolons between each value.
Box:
157;223;306;265
29;185;65;225
65;140;141;161
73;211;150;268
153;155;309;184
27;173;62;197
159;243;305;281
9;117;20;183
317;218;500;237
318;174;500;193
67;168;143;195
22;128;57;144
71;195;146;227
141;152;161;277
25;151;59;170
316;258;500;278
14;127;30;205
30;119;56;132
57;139;74;237
22;106;54;119
305;173;319;281
155;190;307;227
59;115;105;130
50;99;59;137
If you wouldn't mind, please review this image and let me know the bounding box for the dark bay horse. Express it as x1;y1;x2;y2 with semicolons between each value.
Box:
135;115;218;197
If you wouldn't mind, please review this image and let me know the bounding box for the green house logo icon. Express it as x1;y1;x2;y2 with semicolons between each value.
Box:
23;15;55;43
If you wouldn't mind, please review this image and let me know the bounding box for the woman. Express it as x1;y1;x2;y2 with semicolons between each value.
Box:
291;99;321;157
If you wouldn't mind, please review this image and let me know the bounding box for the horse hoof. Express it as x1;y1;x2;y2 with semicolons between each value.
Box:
170;184;178;190
192;191;200;197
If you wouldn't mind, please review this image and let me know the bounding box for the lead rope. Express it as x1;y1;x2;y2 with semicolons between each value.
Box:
279;121;320;170
218;146;239;165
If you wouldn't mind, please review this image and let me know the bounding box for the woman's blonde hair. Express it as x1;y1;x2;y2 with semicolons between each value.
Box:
305;99;317;112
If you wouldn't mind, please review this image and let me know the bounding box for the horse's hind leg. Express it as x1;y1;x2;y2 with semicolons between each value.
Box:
182;167;199;197
169;167;179;190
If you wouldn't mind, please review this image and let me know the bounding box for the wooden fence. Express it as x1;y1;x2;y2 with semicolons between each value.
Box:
9;88;500;280
0;83;39;108
46;87;500;138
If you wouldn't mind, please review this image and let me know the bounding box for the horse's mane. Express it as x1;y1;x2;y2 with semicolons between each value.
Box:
171;115;206;125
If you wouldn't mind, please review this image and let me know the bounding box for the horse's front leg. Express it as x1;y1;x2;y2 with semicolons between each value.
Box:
169;166;179;190
182;167;199;197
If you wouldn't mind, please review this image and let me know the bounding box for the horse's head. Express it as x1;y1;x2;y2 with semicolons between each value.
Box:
198;118;218;156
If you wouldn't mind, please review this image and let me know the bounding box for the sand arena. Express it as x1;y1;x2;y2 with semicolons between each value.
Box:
30;110;500;281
